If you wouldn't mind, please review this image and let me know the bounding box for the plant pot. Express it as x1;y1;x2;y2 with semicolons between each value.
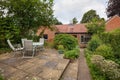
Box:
58;50;64;54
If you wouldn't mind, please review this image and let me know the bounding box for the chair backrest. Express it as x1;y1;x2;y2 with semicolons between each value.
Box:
24;40;33;51
7;39;15;51
39;38;44;44
21;38;27;47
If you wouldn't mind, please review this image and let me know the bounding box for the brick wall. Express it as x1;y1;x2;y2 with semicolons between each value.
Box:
36;28;55;42
106;15;120;31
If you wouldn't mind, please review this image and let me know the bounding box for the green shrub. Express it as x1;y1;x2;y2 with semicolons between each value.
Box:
91;55;120;80
57;45;64;54
85;50;106;80
57;45;64;50
100;29;120;58
54;34;78;50
64;48;80;59
87;35;102;52
94;44;114;59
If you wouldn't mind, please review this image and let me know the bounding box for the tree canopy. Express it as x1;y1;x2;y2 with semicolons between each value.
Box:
54;18;62;25
72;17;78;24
106;0;120;17
0;0;55;35
80;9;104;23
86;18;105;35
0;0;55;48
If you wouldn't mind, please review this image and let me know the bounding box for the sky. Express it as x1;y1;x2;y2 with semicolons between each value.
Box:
53;0;108;24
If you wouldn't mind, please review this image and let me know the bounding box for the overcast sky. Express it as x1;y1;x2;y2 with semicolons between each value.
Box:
53;0;108;24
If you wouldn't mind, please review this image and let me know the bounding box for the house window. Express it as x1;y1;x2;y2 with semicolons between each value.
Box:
43;34;48;40
81;35;90;43
81;36;84;43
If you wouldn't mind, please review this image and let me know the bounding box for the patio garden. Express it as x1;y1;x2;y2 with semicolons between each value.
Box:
0;34;79;80
1;0;120;80
0;0;80;79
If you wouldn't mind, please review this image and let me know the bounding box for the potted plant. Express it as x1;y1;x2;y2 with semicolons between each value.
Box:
57;45;64;54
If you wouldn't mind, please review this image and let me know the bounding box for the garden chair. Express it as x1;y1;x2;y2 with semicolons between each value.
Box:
22;40;35;58
21;38;27;48
39;38;44;50
7;39;23;56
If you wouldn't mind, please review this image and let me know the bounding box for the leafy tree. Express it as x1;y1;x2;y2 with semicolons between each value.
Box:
0;17;20;48
0;0;55;36
54;18;62;25
86;18;105;35
81;9;104;23
72;17;78;24
107;0;120;17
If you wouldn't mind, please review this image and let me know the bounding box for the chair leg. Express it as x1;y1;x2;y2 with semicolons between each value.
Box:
32;49;35;57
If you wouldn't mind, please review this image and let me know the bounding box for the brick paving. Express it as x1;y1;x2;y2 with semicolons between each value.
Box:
0;49;69;80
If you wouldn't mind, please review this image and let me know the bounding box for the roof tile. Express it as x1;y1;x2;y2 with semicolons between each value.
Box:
56;24;87;33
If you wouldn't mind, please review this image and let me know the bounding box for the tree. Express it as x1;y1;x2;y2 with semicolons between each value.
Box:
72;17;78;24
81;9;102;23
86;18;105;35
54;18;62;25
106;0;120;17
0;0;55;36
0;17;20;48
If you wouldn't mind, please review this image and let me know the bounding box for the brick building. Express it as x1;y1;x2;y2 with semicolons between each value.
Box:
37;24;90;47
37;15;120;47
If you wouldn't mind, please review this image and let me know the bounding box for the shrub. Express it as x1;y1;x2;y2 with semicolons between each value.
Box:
94;44;114;59
57;45;64;50
85;50;107;80
100;29;120;58
64;48;80;59
54;34;78;50
87;35;102;52
91;55;120;80
57;45;64;54
103;60;120;80
91;55;105;66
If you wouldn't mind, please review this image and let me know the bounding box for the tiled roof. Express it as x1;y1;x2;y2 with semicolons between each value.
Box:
55;24;88;33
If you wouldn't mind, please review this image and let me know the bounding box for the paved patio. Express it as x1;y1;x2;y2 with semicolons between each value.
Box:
0;49;69;80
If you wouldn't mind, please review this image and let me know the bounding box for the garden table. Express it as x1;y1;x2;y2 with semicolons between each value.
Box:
33;42;43;49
